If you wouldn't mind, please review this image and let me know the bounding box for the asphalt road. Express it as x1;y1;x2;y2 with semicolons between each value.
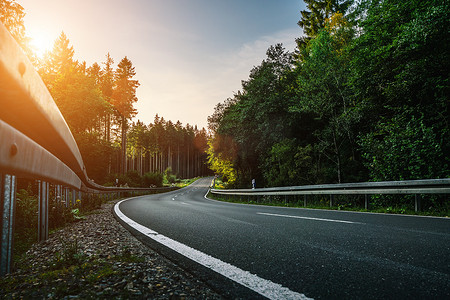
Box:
116;177;450;299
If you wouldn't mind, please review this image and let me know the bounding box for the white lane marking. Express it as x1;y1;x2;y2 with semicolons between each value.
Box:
181;202;190;205
115;200;311;300
257;212;362;224
172;198;175;201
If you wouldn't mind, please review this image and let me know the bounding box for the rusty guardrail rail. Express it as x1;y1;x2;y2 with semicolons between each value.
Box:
210;178;450;211
0;21;175;275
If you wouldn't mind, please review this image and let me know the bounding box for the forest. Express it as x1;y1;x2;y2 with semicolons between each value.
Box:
207;0;449;189
1;0;210;186
1;0;449;190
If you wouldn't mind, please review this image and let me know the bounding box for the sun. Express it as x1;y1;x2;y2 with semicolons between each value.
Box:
29;30;54;58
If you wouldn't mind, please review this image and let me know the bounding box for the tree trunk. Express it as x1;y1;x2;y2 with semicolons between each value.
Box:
121;116;127;175
187;146;190;179
333;131;342;183
106;113;110;143
177;144;180;176
168;145;171;169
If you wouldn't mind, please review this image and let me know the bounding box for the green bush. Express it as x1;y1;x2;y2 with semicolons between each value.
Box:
163;167;179;185
14;186;38;258
124;170;143;187
359;115;448;181
143;172;163;187
104;171;143;187
167;174;177;184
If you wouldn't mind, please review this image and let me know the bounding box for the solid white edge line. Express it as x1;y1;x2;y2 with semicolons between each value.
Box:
114;198;312;300
257;212;361;224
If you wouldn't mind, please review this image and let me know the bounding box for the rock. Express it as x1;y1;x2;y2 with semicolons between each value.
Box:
1;199;223;300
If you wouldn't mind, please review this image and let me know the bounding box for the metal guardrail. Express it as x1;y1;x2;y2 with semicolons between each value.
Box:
0;21;175;275
211;179;450;196
210;178;450;212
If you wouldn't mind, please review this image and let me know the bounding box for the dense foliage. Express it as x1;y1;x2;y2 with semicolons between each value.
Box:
208;0;449;188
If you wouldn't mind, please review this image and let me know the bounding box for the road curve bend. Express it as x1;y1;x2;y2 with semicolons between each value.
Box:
114;177;450;299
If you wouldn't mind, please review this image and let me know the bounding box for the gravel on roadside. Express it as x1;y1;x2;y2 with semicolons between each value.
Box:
0;199;224;299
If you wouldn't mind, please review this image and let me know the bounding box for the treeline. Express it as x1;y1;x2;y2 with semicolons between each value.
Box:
208;0;449;188
1;1;210;185
37;35;210;184
124;116;210;183
36;32;138;182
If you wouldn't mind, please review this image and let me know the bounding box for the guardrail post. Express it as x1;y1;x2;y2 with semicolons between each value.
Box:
62;186;65;207
62;187;66;207
65;188;69;207
330;195;334;207
0;174;16;276
304;195;307;207
72;189;76;206
38;181;49;242
56;185;61;208
365;195;370;210
415;194;421;212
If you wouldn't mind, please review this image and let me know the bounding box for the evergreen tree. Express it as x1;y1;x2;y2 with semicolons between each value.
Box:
111;56;140;174
296;0;353;54
0;0;32;57
49;32;75;74
100;53;115;142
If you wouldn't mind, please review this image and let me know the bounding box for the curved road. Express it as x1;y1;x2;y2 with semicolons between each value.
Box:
115;177;450;299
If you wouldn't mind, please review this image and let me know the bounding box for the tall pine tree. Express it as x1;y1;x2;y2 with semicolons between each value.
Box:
296;0;353;53
111;56;139;174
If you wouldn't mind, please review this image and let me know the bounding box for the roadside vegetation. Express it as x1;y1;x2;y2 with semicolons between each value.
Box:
207;0;449;192
206;0;449;214
207;191;450;218
103;167;200;188
12;175;200;268
13;180;109;262
1;240;145;299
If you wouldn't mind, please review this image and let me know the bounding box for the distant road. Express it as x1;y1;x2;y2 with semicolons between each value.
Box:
115;177;450;299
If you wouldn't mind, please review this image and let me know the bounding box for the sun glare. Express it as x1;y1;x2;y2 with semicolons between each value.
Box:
29;31;53;58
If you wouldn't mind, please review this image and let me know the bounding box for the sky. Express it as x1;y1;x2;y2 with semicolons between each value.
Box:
18;0;305;130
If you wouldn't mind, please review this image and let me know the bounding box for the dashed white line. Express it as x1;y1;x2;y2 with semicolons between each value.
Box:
257;212;362;224
115;199;311;300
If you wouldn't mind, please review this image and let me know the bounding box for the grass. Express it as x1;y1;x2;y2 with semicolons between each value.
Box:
174;177;201;188
210;177;227;189
207;192;450;217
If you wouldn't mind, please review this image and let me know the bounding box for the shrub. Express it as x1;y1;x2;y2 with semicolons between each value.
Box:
143;172;163;187
167;174;177;184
